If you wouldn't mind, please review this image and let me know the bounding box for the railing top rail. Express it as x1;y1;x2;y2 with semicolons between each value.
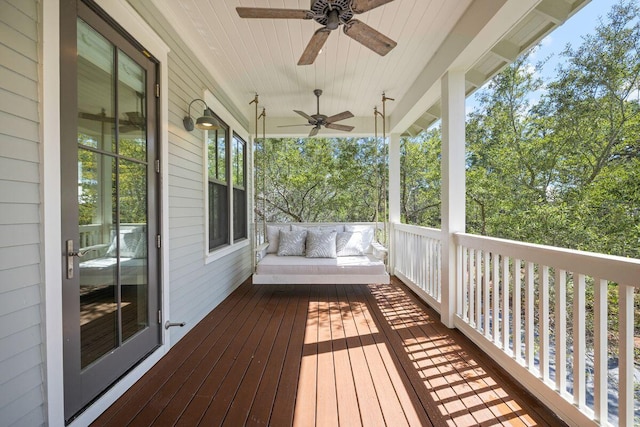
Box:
455;232;640;287
393;223;441;240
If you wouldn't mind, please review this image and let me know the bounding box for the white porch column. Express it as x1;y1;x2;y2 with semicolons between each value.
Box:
388;133;401;273
441;70;466;328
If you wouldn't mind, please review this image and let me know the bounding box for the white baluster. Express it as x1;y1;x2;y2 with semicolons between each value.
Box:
540;265;550;382
618;284;634;426
554;269;567;396
525;261;535;369
514;258;522;363
593;277;607;423
502;256;510;352
573;274;586;409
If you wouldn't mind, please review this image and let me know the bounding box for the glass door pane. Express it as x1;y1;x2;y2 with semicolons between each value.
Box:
77;19;118;368
118;159;148;342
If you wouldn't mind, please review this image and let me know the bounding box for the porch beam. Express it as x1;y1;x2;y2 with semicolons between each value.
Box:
426;104;441;119
407;125;422;137
534;0;572;24
440;70;466;328
465;69;487;88
413;117;432;131
490;39;521;63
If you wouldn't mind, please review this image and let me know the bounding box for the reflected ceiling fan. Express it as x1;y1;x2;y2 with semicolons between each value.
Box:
78;92;146;134
236;0;397;65
280;89;354;137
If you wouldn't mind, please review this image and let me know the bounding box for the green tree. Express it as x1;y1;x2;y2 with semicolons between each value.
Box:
400;129;441;227
255;137;387;223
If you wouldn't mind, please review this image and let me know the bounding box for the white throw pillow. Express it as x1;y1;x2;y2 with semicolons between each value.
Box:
344;225;375;253
277;229;307;256
266;225;290;254
306;230;337;258
336;231;364;256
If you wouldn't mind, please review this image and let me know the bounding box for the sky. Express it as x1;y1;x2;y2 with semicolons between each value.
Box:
467;0;619;112
534;0;617;77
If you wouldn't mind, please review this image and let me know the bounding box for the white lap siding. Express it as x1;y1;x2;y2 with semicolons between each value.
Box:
0;0;46;426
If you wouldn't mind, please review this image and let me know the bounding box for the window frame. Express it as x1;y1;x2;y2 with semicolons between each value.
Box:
206;113;230;251
232;132;247;242
202;91;251;263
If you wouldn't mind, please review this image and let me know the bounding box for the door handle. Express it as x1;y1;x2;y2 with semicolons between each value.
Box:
67;240;101;278
66;240;78;279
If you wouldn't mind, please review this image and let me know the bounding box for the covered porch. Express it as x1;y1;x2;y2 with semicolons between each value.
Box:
73;0;637;425
4;0;638;426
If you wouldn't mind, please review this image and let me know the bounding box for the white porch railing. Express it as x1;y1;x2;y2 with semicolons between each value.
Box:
391;223;640;427
393;223;442;309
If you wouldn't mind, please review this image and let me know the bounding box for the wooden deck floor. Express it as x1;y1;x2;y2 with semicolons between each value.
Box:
92;278;566;427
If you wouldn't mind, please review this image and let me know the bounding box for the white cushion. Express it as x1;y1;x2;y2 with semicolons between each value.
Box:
306;230;337;258
336;231;364;256
266;224;290;254
79;257;146;286
277;229;307;256
344;225;375;253
256;254;386;276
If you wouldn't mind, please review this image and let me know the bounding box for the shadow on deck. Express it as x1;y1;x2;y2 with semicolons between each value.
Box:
92;277;566;426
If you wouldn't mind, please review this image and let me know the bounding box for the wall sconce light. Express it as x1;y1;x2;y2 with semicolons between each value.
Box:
183;98;220;131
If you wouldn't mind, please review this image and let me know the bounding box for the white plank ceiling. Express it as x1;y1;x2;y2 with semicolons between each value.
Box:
150;0;590;137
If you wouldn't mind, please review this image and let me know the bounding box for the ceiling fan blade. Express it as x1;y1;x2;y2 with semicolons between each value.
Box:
236;7;311;19
343;20;397;56
325;123;354;132
351;0;395;14
294;109;314;122
325;111;354;123
298;28;331;65
308;126;320;137
277;124;313;128
78;112;115;123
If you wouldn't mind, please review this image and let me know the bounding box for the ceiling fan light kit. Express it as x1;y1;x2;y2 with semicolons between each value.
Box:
236;0;397;66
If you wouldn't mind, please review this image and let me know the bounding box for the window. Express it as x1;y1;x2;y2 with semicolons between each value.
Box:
233;133;247;241
207;112;229;251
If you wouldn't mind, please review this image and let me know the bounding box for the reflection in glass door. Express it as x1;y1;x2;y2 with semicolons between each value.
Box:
61;2;160;421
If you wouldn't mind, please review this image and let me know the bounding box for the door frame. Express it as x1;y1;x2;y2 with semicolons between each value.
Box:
42;0;170;425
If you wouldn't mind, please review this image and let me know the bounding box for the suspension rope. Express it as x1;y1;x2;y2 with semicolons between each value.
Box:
258;107;266;240
380;93;394;245
249;94;259;245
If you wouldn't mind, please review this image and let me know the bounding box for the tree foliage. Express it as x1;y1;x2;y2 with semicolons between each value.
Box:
461;0;640;259
255;137;386;223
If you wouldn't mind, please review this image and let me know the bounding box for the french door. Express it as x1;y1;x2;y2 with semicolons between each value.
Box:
60;1;161;421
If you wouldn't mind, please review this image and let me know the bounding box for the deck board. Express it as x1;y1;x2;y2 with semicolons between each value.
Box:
330;286;361;427
93;278;568;427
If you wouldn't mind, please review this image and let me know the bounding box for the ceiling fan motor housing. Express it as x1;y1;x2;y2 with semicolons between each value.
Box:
311;0;354;27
